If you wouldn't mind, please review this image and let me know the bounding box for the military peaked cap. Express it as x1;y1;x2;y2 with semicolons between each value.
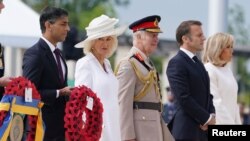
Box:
129;15;162;33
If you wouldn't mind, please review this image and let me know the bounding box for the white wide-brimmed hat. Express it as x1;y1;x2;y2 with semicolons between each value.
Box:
75;14;127;48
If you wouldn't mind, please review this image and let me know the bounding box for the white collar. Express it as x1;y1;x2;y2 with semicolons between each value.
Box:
131;46;149;61
180;47;195;59
41;36;57;52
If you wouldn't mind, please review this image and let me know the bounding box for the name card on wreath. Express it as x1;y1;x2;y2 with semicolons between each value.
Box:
0;77;44;141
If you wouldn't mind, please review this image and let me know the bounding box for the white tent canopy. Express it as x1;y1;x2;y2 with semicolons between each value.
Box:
0;0;41;48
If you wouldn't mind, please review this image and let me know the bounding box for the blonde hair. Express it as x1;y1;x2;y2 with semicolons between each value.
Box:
202;32;234;66
83;35;118;58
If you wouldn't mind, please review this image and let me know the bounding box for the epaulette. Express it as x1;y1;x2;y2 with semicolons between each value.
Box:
129;53;151;71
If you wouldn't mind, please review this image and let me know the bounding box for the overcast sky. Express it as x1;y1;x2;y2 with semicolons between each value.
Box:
115;0;250;40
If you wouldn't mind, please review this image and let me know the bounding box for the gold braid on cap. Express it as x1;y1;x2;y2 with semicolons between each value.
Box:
154;18;159;27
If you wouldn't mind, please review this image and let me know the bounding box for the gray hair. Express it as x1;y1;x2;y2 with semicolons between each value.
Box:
132;30;147;44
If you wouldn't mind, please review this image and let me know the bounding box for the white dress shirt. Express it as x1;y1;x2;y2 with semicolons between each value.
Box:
41;36;66;78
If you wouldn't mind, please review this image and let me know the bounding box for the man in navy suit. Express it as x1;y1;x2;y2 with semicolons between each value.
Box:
22;6;71;141
166;20;216;141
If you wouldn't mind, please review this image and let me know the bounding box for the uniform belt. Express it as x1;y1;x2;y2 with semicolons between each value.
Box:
133;102;162;112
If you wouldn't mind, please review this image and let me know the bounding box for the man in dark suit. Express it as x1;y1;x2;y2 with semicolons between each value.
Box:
22;6;71;141
166;20;216;141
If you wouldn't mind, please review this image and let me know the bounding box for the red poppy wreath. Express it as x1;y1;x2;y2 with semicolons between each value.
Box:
64;85;103;141
0;76;43;141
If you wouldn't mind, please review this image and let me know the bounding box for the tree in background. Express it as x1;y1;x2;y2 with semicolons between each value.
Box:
21;0;129;30
228;4;250;105
21;0;129;61
228;4;250;45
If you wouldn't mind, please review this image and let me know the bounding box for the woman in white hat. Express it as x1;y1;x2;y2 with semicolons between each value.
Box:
74;14;126;141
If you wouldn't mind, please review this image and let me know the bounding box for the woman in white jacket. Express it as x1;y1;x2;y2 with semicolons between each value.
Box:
74;15;126;141
202;32;241;124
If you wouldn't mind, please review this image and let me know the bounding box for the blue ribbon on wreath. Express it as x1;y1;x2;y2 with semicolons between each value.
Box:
0;95;45;141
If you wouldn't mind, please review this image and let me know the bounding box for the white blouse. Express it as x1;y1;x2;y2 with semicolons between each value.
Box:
75;53;121;141
204;62;241;124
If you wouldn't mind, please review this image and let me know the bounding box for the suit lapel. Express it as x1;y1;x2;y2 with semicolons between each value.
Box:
38;39;63;85
178;51;211;110
195;59;209;83
179;50;208;85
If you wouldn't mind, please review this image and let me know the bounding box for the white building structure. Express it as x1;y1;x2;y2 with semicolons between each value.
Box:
0;0;40;76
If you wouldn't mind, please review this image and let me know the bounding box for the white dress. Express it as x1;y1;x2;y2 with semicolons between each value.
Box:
204;62;241;124
75;53;121;141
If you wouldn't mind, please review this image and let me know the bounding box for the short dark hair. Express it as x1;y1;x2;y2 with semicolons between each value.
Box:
39;6;68;33
176;20;202;46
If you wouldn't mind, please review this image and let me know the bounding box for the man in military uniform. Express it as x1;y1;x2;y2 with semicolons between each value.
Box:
0;0;13;99
116;15;174;141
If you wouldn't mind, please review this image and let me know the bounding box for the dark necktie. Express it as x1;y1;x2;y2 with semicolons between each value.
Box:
193;56;205;71
193;56;207;82
54;48;64;84
193;56;204;70
192;56;200;63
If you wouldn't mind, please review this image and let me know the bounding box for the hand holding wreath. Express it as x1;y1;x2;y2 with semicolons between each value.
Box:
0;76;43;141
64;85;103;141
